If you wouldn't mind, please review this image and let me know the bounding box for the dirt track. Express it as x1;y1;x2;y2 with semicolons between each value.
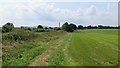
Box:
29;39;63;66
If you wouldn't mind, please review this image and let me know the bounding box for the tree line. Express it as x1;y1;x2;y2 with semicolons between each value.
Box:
62;22;119;32
1;22;119;33
78;25;119;29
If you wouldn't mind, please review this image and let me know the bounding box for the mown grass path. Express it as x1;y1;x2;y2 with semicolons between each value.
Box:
29;35;66;66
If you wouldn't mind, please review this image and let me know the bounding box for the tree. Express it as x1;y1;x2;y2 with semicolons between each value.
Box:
45;27;48;29
87;25;92;29
98;25;103;29
49;27;53;29
62;22;69;30
2;22;14;33
65;25;74;32
62;22;74;32
78;25;83;29
21;26;24;28
37;25;43;29
69;23;77;30
54;27;61;30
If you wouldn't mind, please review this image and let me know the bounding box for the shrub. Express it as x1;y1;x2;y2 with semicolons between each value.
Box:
37;25;43;29
27;28;32;31
36;29;45;32
2;22;14;33
54;27;61;30
2;29;37;42
45;27;48;29
49;27;53;29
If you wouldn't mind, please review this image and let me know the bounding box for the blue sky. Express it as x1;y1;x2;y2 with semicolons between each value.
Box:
0;0;119;27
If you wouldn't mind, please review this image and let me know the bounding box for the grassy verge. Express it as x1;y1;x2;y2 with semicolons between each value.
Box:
48;33;70;66
2;30;66;66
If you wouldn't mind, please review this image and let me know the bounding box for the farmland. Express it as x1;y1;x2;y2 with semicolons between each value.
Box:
2;29;118;66
66;29;118;66
47;29;118;66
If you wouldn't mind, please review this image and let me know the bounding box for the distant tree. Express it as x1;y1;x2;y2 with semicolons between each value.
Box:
98;25;103;29
62;22;69;30
37;25;43;29
49;27;53;29
21;26;24;28
92;26;98;29
66;25;74;32
62;22;74;32
69;23;77;30
87;25;92;29
78;25;84;29
54;27;61;30
2;22;14;33
45;27;48;29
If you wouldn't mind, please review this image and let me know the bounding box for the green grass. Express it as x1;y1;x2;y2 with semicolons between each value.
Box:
2;30;66;66
3;37;61;66
67;29;118;66
48;34;70;66
2;29;118;66
48;29;118;66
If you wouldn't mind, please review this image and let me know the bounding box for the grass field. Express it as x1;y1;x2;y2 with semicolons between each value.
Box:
2;29;118;66
48;29;118;66
66;29;118;66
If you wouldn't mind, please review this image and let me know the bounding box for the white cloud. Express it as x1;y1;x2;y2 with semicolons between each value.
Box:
0;1;118;27
86;5;97;16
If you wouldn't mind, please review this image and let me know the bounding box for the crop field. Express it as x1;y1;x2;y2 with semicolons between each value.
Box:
2;29;118;66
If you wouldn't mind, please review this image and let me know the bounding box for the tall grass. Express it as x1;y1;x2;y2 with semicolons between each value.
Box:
2;28;66;66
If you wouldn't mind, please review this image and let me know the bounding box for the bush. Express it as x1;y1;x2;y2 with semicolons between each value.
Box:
27;28;32;31
54;27;61;30
36;29;45;32
49;27;53;29
2;22;14;33
2;29;37;41
37;25;43;29
45;27;48;29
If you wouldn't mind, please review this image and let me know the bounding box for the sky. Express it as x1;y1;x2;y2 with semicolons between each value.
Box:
0;0;119;27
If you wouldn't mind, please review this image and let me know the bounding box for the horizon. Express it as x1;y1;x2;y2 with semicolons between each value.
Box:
0;1;118;27
0;23;119;27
